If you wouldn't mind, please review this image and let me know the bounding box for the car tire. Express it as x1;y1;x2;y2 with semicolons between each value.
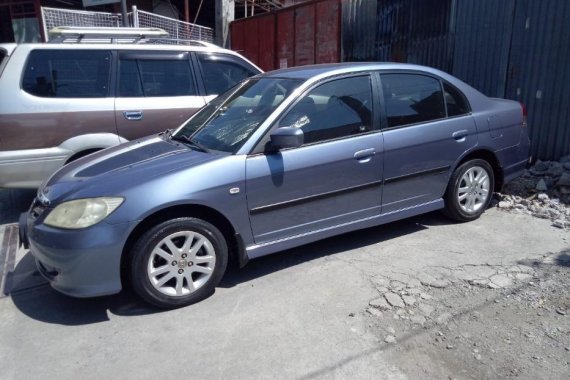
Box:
130;217;228;309
443;159;494;222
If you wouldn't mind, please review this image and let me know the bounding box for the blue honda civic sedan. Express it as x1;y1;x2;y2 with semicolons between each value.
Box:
20;63;530;308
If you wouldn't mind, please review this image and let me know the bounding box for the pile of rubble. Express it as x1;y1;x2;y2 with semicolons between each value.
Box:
497;155;570;228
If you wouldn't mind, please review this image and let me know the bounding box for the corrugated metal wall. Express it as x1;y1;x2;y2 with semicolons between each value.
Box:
342;0;570;160
230;0;340;71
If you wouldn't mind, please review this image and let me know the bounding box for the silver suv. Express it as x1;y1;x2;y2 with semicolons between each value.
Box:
0;27;261;188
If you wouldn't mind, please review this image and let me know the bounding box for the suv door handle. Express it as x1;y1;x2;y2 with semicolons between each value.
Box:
354;148;376;162
123;111;143;121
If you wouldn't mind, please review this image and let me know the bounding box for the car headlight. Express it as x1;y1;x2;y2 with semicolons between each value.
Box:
44;197;124;229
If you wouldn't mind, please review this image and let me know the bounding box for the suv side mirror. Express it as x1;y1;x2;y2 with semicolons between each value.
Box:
269;127;304;151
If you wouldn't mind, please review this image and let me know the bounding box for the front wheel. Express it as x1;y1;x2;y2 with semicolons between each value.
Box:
443;159;494;222
130;217;228;309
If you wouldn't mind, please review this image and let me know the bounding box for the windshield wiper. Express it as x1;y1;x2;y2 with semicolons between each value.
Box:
171;135;209;153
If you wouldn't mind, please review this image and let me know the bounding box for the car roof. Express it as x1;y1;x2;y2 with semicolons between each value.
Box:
263;62;437;80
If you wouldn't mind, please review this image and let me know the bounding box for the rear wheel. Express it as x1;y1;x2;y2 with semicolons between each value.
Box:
130;217;228;309
443;159;494;222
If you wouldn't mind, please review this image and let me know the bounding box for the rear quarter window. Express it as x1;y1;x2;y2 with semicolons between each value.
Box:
22;49;111;98
198;53;259;96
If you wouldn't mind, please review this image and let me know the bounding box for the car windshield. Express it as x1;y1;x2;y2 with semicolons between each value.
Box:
173;77;302;153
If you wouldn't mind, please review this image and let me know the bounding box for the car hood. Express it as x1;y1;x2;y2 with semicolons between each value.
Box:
42;135;221;203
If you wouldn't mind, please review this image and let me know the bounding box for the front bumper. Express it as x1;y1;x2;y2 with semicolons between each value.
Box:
20;210;136;298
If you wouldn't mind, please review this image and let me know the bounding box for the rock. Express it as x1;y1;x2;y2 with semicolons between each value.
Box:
369;297;392;311
348;312;355;317
366;307;383;318
537;193;549;201
436;312;453;325
410;315;426;325
418;273;451;288
402;295;416;306
489;274;513;288
547;162;564;176
386;326;396;335
552;219;566;229
532;208;550;219
556;172;570;187
498;201;512;209
446;344;454;350
389;280;406;292
384;292;405;308
515;273;533;281
420;293;432;300
405;288;422;295
384;335;396;343
419;303;435;316
556;308;567;316
533;160;549;172
475;354;482;361
536;179;548;191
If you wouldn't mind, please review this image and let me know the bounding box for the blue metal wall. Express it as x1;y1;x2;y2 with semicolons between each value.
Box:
342;0;570;160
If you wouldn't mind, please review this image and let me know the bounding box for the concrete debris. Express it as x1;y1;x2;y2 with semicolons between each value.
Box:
498;159;570;228
384;292;405;308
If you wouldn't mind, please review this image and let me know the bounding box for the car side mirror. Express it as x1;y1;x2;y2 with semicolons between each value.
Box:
269;127;304;151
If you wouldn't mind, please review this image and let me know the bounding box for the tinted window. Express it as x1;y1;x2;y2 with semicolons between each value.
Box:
381;74;445;128
22;50;111;98
444;82;470;116
281;76;373;145
119;58;197;97
0;50;7;76
198;54;257;95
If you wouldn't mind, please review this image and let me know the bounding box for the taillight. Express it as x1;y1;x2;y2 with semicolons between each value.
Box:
519;102;528;128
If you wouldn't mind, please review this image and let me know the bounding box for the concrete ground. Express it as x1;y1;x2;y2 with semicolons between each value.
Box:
0;188;568;380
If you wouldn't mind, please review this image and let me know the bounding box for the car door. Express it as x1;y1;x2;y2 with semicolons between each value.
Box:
114;50;206;140
245;74;383;244
380;72;477;213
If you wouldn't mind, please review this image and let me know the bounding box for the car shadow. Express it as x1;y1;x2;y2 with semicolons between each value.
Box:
220;211;448;287
8;211;450;325
9;254;162;326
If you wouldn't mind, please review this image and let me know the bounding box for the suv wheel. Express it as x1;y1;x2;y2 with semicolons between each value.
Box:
443;159;494;222
130;217;228;308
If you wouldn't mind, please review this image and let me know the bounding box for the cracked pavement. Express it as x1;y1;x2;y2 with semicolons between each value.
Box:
0;195;569;379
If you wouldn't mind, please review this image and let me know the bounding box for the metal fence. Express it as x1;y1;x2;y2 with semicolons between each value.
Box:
41;7;213;43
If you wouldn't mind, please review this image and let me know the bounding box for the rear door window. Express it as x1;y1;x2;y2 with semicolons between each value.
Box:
22;50;111;98
0;49;8;76
197;53;259;95
443;82;470;116
118;52;197;97
381;73;445;128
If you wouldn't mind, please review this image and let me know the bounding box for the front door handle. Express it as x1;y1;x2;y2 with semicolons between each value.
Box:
123;110;143;121
452;129;469;141
354;148;376;162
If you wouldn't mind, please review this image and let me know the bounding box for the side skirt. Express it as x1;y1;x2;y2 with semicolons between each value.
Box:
245;199;444;260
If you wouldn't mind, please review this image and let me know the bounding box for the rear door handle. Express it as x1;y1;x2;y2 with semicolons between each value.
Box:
354;148;376;162
123;111;143;121
452;129;469;141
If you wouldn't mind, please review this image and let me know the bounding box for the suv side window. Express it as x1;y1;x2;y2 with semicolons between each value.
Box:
198;53;258;95
381;73;445;128
22;50;111;98
281;75;373;145
118;54;197;97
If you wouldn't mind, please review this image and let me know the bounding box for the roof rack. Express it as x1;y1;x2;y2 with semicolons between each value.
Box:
46;26;219;47
48;26;170;44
